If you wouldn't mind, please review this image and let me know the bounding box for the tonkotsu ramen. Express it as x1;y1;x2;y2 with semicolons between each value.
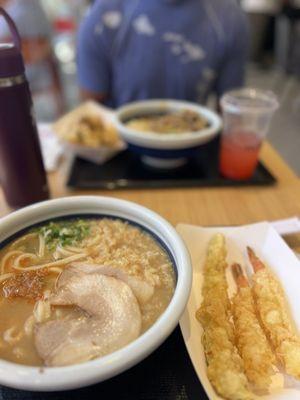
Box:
0;218;175;367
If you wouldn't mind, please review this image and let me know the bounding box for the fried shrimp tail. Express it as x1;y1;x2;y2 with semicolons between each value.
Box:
196;235;253;400
248;247;300;380
232;263;276;390
247;247;265;273
232;263;249;288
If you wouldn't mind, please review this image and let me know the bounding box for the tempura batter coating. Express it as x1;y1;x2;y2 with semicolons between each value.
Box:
248;247;300;380
200;233;230;310
232;264;276;390
196;235;252;400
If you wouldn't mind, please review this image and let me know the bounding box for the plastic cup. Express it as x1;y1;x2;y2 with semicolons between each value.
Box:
219;88;279;180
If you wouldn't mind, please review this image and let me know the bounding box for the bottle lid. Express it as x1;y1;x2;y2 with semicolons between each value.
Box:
0;7;24;78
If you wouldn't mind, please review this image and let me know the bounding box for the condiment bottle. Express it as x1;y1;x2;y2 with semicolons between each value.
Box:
0;7;49;208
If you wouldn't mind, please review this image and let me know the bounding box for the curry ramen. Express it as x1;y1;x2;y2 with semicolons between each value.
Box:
0;218;175;367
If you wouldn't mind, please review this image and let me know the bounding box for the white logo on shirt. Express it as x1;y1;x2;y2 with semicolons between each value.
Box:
163;32;183;42
163;31;206;63
171;45;181;55
102;11;122;29
133;15;156;36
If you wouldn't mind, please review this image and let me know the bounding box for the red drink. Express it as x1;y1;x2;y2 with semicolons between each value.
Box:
219;131;262;180
220;88;278;180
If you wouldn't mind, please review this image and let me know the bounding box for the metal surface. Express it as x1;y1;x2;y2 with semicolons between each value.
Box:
0;74;24;88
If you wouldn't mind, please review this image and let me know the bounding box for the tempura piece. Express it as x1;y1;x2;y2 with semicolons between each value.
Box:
200;233;230;310
53;102;119;148
196;234;253;400
248;247;300;379
232;263;276;390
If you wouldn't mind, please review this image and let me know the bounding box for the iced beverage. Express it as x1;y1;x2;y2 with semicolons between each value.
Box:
219;88;279;180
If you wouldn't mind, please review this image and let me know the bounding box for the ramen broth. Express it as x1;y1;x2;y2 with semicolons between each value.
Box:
0;218;175;366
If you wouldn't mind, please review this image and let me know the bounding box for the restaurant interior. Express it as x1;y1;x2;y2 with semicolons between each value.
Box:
0;1;300;399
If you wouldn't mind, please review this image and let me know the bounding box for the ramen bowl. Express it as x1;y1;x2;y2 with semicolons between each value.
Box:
0;196;192;391
114;99;222;168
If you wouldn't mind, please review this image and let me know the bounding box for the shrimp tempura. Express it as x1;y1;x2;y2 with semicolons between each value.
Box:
196;235;253;400
232;263;276;390
248;247;300;380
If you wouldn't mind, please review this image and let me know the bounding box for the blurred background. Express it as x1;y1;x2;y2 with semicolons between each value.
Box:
1;0;300;173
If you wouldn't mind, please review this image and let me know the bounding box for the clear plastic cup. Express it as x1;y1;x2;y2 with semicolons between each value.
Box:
219;88;279;180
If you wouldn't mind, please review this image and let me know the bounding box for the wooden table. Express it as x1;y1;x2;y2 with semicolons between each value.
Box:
1;142;300;251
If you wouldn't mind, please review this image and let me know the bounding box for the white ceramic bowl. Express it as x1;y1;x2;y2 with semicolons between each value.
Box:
0;196;192;392
114;99;222;168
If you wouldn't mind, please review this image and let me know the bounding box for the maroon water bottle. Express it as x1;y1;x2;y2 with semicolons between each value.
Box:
0;7;49;208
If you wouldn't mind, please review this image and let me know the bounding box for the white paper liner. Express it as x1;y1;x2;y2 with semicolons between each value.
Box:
177;222;300;400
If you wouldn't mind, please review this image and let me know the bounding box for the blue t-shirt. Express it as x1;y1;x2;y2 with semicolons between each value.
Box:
77;0;249;108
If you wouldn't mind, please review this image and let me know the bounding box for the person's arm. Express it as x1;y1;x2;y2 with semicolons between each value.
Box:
77;5;111;103
215;7;250;102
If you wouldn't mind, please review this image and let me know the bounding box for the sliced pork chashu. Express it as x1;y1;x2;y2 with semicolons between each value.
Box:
35;272;142;366
56;263;154;304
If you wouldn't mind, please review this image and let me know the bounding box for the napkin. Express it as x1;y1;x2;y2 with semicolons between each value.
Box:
37;123;64;172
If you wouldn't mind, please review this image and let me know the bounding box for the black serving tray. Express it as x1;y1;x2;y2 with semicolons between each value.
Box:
0;327;208;400
67;138;276;190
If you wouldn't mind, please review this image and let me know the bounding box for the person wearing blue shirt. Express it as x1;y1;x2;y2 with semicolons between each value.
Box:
77;0;249;108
